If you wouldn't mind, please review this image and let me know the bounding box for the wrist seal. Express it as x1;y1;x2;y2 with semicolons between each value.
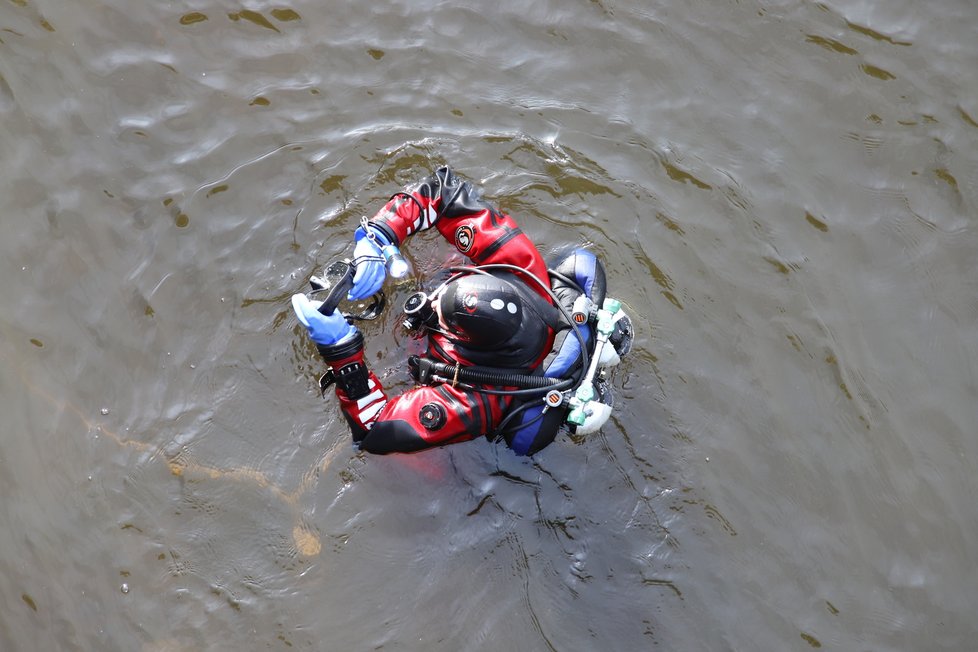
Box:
316;330;364;364
368;220;400;247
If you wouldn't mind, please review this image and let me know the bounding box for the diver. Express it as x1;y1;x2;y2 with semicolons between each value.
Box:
291;166;632;455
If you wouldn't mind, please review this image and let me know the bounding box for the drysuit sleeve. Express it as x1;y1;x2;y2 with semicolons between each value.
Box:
366;166;551;295
333;370;503;454
320;334;507;454
356;384;506;454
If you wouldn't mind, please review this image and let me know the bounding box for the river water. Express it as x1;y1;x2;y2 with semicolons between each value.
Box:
2;1;976;650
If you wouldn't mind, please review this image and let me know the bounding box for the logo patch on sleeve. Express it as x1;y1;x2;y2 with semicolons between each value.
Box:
454;225;475;253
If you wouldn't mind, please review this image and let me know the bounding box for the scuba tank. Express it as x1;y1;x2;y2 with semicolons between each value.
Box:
564;295;631;434
504;249;632;454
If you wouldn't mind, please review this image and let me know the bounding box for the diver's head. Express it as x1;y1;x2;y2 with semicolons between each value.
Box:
436;273;525;347
403;270;554;368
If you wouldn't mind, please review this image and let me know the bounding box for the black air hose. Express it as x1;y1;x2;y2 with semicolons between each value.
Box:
409;356;562;389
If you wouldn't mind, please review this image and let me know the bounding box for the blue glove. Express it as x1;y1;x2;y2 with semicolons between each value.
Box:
349;225;391;300
291;294;357;346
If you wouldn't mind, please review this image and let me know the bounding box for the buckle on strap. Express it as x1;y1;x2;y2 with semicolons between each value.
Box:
335;361;370;399
319;362;370;399
408;355;433;384
408;355;456;386
319;369;336;397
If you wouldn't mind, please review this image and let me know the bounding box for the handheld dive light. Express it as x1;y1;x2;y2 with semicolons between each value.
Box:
382;244;411;279
361;215;412;279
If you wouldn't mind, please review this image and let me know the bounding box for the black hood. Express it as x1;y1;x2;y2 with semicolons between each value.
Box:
438;272;558;369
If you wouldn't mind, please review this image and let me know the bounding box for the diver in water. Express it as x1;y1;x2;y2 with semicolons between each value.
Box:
292;166;631;455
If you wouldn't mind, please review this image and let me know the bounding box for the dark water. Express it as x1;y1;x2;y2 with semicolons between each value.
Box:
2;0;977;650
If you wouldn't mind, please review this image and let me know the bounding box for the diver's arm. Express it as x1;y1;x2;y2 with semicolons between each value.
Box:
291;295;388;440
291;293;483;451
347;166;464;300
320;335;390;443
356;385;487;453
303;325;452;452
365;166;476;245
367;166;551;293
323;344;488;453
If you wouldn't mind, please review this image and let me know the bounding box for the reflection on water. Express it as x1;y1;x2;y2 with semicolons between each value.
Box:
2;0;977;650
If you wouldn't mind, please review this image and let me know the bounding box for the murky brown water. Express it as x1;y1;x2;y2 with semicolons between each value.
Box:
2;0;977;650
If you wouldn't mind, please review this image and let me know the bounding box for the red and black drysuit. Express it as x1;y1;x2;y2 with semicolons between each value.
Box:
316;167;578;454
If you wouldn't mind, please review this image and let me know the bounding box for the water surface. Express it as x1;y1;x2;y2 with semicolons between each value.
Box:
1;0;976;650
